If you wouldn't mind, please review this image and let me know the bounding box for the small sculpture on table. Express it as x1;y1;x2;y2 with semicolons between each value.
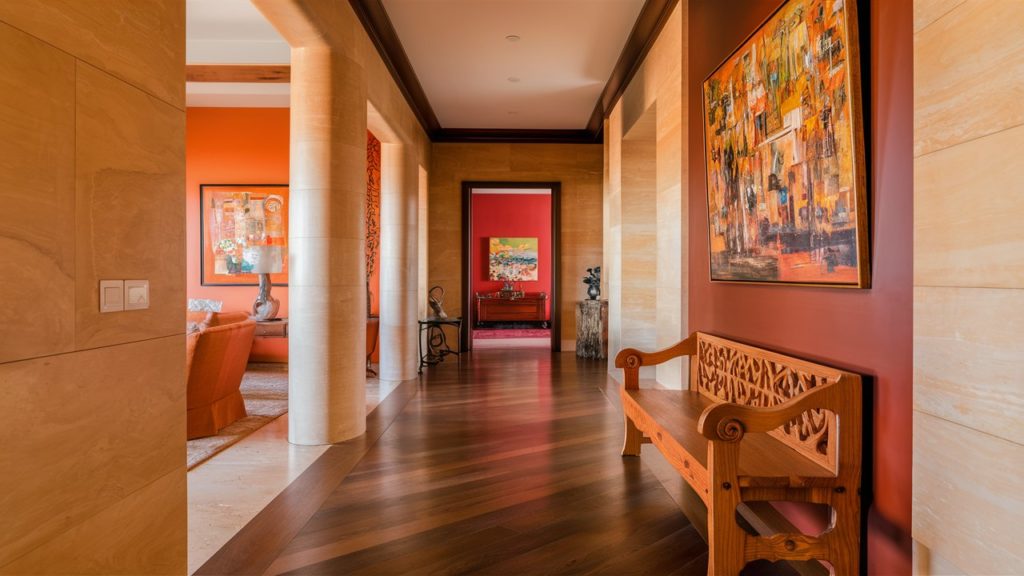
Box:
583;266;601;300
497;279;524;299
426;285;452;364
428;285;448;319
577;266;607;358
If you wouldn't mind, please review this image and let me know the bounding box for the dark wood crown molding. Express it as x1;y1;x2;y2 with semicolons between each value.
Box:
348;0;441;133
351;0;677;144
433;129;600;145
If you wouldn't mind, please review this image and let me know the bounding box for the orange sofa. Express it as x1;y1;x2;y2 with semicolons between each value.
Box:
186;311;256;439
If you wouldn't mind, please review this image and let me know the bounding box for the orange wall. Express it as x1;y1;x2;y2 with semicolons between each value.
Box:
186;107;290;362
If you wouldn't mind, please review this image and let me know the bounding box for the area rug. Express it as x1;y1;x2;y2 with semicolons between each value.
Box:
473;328;551;339
472;337;551;349
186;363;289;470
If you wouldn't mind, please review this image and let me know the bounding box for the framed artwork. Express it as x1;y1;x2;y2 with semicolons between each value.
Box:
488;237;539;281
200;184;289;286
702;0;869;287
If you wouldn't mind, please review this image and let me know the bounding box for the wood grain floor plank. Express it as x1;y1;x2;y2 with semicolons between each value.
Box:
202;350;806;575
194;378;420;576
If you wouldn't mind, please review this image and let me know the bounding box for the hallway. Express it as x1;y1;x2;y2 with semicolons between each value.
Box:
196;350;712;574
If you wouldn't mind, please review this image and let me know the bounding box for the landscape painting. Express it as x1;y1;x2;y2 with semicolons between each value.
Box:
489;237;539;282
702;0;869;287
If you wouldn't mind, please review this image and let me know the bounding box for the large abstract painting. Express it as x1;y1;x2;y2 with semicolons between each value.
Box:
489;237;539;281
703;0;868;287
201;184;289;286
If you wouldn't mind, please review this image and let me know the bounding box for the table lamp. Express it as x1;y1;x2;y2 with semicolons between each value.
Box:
247;245;283;321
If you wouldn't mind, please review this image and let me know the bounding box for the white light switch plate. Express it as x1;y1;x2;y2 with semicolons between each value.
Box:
100;280;124;313
124;280;150;310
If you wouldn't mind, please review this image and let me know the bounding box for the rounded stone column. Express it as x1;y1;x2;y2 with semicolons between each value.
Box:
287;45;367;445
379;144;419;381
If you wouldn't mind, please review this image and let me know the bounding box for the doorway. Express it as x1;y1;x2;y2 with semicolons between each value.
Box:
461;182;561;352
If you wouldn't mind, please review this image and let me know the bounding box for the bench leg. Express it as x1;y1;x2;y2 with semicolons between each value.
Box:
708;442;746;576
622;415;643;456
707;500;746;576
831;555;858;576
828;490;861;575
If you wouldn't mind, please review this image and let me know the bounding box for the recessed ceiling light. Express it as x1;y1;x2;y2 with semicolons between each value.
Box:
505;34;521;42
507;76;521;83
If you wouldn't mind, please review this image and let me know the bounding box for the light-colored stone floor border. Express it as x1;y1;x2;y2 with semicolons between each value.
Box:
186;376;400;575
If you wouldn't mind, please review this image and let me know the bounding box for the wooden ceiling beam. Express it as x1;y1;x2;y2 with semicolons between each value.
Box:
186;64;291;83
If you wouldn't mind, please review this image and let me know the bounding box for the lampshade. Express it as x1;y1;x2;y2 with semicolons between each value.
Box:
247;245;283;274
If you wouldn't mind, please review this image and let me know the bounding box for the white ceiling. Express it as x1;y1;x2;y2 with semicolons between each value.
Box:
186;0;290;107
382;0;644;129
185;0;645;128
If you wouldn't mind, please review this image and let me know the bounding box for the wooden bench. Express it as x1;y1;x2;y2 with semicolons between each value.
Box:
615;332;862;575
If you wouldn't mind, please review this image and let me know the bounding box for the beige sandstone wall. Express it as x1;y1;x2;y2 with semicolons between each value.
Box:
604;2;687;387
0;1;187;572
912;1;1024;573
428;143;603;347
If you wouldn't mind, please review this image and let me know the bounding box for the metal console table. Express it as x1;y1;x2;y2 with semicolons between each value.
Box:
418;316;463;373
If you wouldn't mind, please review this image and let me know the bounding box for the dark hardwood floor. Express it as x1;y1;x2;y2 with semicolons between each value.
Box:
198;350;802;575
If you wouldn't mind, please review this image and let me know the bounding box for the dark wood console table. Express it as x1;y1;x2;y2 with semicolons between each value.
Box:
475;292;548;327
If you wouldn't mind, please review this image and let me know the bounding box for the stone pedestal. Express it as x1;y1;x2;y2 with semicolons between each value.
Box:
575;300;608;359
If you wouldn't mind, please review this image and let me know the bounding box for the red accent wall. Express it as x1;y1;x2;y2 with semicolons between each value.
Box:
687;1;912;573
470;193;552;321
186;107;290;362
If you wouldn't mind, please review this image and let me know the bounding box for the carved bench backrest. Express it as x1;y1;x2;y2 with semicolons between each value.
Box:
691;333;853;475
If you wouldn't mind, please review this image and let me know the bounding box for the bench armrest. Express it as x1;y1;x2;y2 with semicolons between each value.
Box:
697;376;853;442
615;335;697;390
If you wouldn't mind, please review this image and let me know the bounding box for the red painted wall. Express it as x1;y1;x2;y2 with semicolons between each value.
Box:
186;107;290;362
687;1;912;573
471;193;553;321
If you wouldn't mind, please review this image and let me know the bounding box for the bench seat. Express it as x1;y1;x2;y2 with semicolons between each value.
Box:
623;389;835;497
